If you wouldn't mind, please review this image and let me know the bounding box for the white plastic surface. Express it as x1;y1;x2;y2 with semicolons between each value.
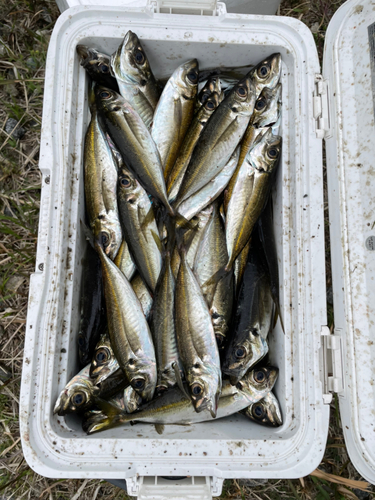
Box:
55;0;281;15
20;6;329;483
324;0;375;484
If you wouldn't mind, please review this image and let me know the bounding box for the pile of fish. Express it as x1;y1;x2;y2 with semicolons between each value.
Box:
54;31;284;434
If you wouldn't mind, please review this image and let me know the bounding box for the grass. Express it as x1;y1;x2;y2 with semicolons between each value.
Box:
0;0;374;498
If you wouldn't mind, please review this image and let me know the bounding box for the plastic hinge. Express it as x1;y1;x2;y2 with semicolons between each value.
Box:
126;476;224;499
321;326;344;404
313;74;330;139
149;0;227;15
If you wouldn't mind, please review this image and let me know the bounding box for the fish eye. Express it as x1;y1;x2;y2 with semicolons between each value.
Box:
205;100;215;110
236;86;247;97
258;65;270;78
200;91;210;104
268;147;279;159
187;70;198;84
194;363;200;369
133;378;145;390
191;383;202;396
99;90;111;99
254;370;266;383
255;98;267;111
235;346;246;359
135;50;145;64
100;232;110;248
120;176;131;187
252;404;265;418
77;335;85;347
95;348;108;364
99;63;109;73
71;391;86;407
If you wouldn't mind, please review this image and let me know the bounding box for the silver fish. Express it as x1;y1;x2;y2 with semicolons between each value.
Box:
83;366;278;433
177;147;239;221
175;248;221;417
152;59;199;180
241;391;282;427
117;165;162;293
111;31;160;128
193;204;233;348
84;85;122;260
96;241;157;402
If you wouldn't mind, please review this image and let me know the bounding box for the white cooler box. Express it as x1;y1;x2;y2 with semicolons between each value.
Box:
19;0;375;497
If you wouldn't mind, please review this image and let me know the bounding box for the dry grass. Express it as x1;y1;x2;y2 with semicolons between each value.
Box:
0;0;374;498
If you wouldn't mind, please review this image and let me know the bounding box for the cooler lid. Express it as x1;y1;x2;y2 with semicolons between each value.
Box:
55;0;268;15
55;0;223;13
323;0;375;484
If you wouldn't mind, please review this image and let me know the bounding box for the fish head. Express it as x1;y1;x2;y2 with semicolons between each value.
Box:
94;216;122;260
53;377;98;416
187;362;222;418
252;83;282;127
250;128;282;173
230;75;256;117
237;366;279;403
77;45;112;77
123;386;143;413
245;392;282;426
173;59;199;99
251;53;281;96
210;309;228;350
95;86;135;119
118;166;142;207
156;362;179;394
222;330;269;385
90;335;118;384
111;30;151;85
198;92;222;124
198;75;222;106
126;357;157;402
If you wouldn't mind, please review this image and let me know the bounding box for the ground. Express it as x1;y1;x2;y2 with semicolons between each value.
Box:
0;0;374;498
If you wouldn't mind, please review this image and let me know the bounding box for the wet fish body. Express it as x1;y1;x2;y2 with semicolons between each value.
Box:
84;86;122;259
96;242;157;401
95;86;173;215
84;366;278;433
152;59;199;180
111;31;160;128
117;165;162;293
175;75;256;206
175;249;221;416
225;128;282;269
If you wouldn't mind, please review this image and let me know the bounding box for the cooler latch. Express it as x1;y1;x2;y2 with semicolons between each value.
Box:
149;0;227;15
313;75;331;139
126;476;224;499
321;326;344;404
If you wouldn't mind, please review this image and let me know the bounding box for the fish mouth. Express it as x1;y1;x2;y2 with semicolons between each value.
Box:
77;45;90;61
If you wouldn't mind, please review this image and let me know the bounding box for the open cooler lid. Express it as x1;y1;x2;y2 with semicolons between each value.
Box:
55;0;277;15
323;0;375;484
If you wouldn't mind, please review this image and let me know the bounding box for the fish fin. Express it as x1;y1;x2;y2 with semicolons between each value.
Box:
151;230;163;254
274;300;285;334
95;397;125;417
201;265;229;307
172;362;191;401
83;412;125;434
140;205;156;233
81;220;95;249
154;424;165;435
